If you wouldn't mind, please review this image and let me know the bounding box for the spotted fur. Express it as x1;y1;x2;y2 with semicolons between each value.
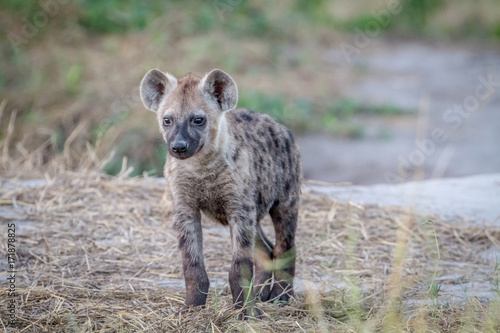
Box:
140;69;301;317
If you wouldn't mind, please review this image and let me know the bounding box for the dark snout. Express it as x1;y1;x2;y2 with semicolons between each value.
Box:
171;140;188;154
169;140;190;159
165;119;205;160
168;139;202;160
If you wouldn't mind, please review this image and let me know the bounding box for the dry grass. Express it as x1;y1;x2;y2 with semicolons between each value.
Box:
0;151;499;332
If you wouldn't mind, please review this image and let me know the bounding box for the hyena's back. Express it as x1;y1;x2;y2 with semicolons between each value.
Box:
226;108;302;222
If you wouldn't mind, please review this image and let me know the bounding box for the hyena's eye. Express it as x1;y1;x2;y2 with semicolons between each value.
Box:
193;117;205;126
163;117;172;126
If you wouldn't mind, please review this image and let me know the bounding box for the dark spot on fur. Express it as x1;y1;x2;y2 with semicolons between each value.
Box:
268;126;275;137
274;138;280;149
285;181;290;192
267;140;272;151
281;160;285;168
237;212;248;222
237;234;252;248
290;198;297;207
253;146;259;156
233;148;240;162
241;113;253;122
257;192;264;206
284;138;290;154
259;157;263;166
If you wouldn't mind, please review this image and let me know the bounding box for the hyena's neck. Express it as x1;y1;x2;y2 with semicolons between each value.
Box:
214;112;230;150
211;112;237;166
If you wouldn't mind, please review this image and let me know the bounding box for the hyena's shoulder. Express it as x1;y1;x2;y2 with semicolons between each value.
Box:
226;108;296;149
226;108;301;181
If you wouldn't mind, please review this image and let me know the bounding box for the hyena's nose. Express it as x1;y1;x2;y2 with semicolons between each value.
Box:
171;141;188;153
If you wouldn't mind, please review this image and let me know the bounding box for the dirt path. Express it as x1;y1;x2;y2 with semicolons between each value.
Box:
309;173;500;225
1;172;499;331
298;39;500;185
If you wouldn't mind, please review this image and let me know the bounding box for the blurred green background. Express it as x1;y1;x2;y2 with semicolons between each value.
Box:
1;0;499;177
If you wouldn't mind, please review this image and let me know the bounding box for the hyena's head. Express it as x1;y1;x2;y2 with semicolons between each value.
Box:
140;69;238;160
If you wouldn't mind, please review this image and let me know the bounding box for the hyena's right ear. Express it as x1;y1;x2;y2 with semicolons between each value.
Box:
140;69;177;112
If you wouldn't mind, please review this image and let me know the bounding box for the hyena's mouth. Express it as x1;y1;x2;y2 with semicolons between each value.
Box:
195;142;204;154
170;150;192;160
174;153;193;160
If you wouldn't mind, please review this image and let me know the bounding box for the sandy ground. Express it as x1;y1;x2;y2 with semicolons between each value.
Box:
298;40;500;185
0;172;499;331
309;173;500;225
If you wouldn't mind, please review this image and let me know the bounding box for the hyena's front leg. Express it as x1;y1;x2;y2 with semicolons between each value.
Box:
228;212;262;318
173;208;210;309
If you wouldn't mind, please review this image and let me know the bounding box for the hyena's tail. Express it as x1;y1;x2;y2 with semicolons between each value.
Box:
256;223;274;258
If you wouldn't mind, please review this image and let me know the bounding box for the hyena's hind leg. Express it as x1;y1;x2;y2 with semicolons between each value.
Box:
253;223;274;301
268;199;298;303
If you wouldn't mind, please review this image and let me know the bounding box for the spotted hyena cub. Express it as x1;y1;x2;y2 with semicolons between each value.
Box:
140;68;301;317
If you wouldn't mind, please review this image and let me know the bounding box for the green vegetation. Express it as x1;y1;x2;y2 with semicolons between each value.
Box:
338;0;445;32
239;91;407;137
397;0;445;28
78;1;162;34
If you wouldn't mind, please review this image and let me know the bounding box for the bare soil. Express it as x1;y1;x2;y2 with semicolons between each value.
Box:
0;169;499;332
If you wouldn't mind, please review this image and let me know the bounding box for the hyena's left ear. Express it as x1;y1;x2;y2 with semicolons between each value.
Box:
140;69;178;112
199;69;238;112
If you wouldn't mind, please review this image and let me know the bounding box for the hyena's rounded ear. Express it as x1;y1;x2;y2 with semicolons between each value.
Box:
199;69;238;112
140;69;178;112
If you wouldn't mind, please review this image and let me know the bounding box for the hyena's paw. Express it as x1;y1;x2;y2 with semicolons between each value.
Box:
177;304;205;316
268;281;294;305
237;305;263;320
254;277;273;302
